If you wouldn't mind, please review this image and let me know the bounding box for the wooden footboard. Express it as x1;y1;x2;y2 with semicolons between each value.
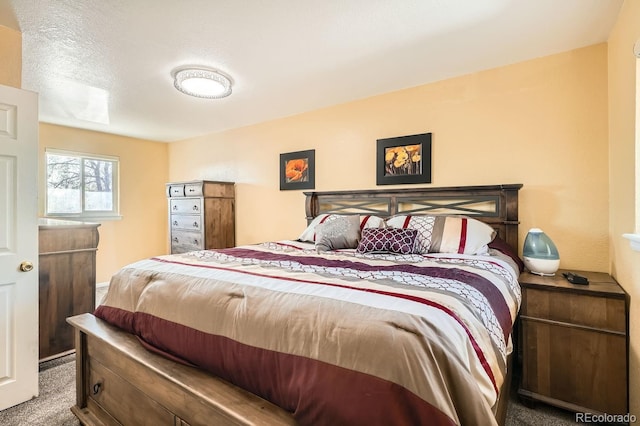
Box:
67;313;512;425
67;313;296;426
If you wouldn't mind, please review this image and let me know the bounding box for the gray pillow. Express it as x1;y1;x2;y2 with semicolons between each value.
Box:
315;215;361;252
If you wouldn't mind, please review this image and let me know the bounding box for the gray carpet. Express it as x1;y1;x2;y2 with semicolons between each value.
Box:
0;353;582;426
0;354;80;426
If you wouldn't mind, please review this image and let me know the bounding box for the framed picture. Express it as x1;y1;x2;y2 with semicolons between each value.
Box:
280;149;315;190
376;133;432;185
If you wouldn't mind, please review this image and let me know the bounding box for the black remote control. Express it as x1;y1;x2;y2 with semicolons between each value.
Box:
562;272;589;285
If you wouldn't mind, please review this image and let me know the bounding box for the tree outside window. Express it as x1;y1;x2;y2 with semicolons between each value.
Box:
46;150;119;218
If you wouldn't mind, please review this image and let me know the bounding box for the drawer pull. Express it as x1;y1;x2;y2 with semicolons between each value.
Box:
173;205;178;210
193;222;198;228
194;239;199;244
192;205;199;211
92;382;102;395
173;221;178;226
188;188;195;193
173;237;179;243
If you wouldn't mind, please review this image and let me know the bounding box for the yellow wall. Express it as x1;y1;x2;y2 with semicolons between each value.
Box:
608;0;640;416
170;44;610;272
39;124;169;282
0;25;21;88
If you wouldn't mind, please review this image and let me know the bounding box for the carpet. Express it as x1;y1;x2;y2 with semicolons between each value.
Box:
0;355;79;426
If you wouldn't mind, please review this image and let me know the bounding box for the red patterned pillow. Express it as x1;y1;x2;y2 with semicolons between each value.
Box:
356;228;418;254
385;215;435;253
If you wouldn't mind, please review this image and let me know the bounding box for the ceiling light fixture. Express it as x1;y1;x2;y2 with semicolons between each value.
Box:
172;67;232;99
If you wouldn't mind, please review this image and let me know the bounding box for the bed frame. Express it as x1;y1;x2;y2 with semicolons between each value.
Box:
68;183;522;426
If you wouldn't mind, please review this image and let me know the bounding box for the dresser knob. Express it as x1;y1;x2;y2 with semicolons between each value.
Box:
173;205;178;210
173;221;178;226
192;205;199;211
193;222;198;228
173;237;179;243
194;239;199;244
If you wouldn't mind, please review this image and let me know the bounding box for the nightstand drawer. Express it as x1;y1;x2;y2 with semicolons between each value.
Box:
521;288;625;333
520;318;627;414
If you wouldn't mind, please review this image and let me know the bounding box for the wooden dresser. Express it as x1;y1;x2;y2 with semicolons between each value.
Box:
166;180;235;254
518;269;628;415
38;218;100;361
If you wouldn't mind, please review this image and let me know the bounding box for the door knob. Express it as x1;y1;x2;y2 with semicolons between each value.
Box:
19;261;34;272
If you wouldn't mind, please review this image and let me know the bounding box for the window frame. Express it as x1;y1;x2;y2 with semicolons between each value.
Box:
45;148;121;220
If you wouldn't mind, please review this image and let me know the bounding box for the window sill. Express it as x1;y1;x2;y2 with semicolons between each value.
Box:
623;233;640;252
44;215;122;223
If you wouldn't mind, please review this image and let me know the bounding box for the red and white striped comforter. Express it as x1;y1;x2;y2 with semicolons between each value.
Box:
95;240;521;426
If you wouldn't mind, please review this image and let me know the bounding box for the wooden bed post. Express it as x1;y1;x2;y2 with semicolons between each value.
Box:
501;183;523;254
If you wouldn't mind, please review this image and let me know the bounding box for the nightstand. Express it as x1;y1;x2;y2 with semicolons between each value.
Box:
518;269;628;415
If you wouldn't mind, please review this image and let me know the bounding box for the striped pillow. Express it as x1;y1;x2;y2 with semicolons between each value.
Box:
386;215;495;255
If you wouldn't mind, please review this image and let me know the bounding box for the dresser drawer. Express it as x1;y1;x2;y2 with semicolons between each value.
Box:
521;288;626;333
170;198;202;214
171;215;202;231
167;182;205;198
171;230;204;253
167;184;185;197
184;182;204;197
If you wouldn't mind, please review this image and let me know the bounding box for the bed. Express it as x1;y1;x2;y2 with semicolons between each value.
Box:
67;183;523;426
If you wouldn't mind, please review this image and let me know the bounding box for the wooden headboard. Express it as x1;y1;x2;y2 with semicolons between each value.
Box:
304;183;523;253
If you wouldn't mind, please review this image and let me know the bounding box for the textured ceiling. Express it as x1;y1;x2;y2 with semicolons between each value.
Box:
0;0;624;142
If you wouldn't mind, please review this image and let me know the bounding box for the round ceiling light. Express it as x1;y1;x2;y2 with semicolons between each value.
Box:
173;67;232;99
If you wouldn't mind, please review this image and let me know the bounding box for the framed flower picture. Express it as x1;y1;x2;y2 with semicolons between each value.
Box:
280;149;315;190
376;133;432;185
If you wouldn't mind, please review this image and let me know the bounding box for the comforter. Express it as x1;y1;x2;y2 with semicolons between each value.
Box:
95;240;521;426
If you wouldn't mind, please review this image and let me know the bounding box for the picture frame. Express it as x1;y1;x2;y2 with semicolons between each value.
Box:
280;149;315;190
376;133;432;185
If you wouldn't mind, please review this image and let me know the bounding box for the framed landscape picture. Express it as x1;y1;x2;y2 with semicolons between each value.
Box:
376;133;432;185
280;149;315;190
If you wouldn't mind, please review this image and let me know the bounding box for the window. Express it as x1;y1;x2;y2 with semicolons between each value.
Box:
623;52;640;251
45;149;120;219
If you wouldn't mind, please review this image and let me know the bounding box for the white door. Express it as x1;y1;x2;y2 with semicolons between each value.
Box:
0;84;39;410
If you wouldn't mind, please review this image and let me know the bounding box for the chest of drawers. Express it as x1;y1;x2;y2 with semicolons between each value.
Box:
38;218;100;361
166;180;235;254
